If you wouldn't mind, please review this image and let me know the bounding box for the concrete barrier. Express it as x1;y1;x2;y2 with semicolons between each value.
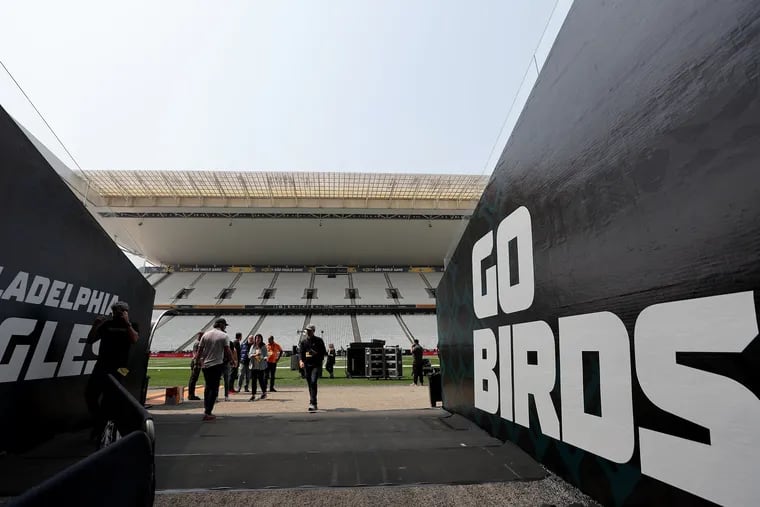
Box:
437;1;760;505
0;106;155;452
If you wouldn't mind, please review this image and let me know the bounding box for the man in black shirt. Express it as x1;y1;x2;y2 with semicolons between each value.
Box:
85;301;139;439
229;332;242;394
411;339;424;386
298;324;327;412
187;332;203;400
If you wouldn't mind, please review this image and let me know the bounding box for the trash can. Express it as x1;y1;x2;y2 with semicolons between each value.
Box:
429;370;442;407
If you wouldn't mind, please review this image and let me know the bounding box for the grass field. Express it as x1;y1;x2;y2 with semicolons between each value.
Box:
147;356;440;388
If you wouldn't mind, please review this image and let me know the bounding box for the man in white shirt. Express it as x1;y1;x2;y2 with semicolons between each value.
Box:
197;318;236;421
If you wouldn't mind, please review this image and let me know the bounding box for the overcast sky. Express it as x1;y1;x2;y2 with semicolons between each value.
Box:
1;1;570;177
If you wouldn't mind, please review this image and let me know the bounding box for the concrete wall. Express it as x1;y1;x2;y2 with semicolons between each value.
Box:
0;106;155;452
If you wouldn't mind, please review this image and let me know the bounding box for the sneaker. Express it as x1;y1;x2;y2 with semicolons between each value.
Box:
244;388;250;392
308;404;316;412
224;396;230;401
260;393;267;400
202;414;216;421
248;397;255;402
269;388;277;392
189;396;201;401
229;388;237;394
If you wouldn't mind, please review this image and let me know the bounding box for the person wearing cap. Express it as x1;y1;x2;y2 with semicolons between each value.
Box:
85;301;140;440
298;324;327;412
197;318;236;421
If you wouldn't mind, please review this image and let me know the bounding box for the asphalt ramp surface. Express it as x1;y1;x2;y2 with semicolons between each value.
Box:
154;408;544;490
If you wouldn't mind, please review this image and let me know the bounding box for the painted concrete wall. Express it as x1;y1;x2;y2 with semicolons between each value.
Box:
0;106;154;452
437;1;760;505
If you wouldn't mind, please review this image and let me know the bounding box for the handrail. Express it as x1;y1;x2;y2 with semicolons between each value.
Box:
8;432;155;507
141;309;176;404
9;376;156;506
147;309;175;351
102;374;155;450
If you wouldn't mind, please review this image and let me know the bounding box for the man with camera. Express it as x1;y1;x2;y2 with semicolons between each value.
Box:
85;301;139;440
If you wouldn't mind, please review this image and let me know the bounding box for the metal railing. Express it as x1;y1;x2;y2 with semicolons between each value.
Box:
9;374;156;507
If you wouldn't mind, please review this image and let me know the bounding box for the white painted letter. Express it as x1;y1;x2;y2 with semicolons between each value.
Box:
59;284;75;310
559;311;634;463
44;280;66;308
73;287;91;311
1;271;29;302
58;324;90;377
512;320;560;439
25;275;50;305
472;231;497;319
86;290;104;314
496;206;534;315
498;325;514;422
25;321;59;380
0;318;34;382
102;294;119;315
635;291;760;507
473;328;499;414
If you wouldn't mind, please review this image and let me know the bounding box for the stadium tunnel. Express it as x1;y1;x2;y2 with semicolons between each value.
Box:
3;0;760;504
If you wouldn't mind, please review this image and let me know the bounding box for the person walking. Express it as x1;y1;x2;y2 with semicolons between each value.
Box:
187;332;203;400
248;334;269;401
325;343;337;379
237;335;254;392
265;335;283;392
411;339;424;386
197;318;235;421
298;324;326;412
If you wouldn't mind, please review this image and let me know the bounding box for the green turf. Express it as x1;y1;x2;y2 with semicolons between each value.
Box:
146;356;439;388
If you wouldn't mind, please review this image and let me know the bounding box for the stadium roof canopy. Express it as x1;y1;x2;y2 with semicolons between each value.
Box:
53;166;489;267
21;122;489;267
83;170;486;203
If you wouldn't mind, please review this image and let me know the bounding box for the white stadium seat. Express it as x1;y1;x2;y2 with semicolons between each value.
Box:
225;273;275;305
400;314;438;349
270;273;311;305
309;315;354;350
388;273;433;304
182;273;238;304
151;315;215;352
153;273;201;304
256;314;308;351
355;315;411;348
218;314;261;339
312;275;350;305
423;272;443;288
352;273;393;305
